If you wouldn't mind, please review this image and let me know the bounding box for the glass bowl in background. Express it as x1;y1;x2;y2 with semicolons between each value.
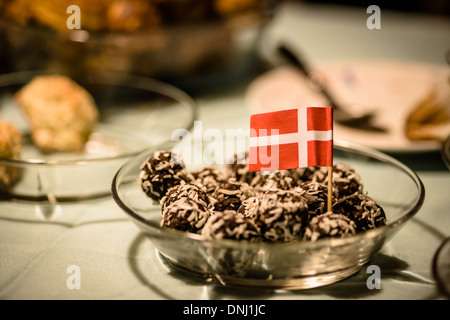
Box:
111;139;425;290
0;70;197;201
0;0;278;93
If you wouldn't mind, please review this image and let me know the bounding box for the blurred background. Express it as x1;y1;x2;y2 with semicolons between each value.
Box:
0;0;278;94
303;0;450;15
0;0;448;95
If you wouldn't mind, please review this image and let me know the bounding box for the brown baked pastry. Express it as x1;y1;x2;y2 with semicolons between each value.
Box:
1;0;264;31
405;89;450;141
15;75;99;153
214;0;259;15
0;119;22;188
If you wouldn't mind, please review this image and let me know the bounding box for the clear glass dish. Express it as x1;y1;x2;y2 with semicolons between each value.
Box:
111;139;425;290
0;70;197;201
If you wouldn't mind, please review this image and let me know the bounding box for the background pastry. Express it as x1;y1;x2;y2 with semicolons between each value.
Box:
14;75;99;153
0;119;22;188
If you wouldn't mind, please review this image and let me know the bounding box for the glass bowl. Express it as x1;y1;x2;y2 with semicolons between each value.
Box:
0;70;197;201
111;139;425;290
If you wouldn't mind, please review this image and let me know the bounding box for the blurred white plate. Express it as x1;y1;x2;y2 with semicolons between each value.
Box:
246;60;449;152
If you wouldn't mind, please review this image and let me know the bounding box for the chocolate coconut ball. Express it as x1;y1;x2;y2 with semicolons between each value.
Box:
303;212;357;241
138;150;192;201
296;163;363;198
254;189;309;242
161;182;211;212
295;181;329;217
201;210;261;277
237;196;260;220
330;163;364;198
201;210;261;242
211;178;255;212
332;193;387;232
258;170;298;191
161;197;211;234
191;166;226;195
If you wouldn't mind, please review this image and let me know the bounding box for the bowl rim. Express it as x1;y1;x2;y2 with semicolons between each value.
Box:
111;139;425;249
0;70;198;166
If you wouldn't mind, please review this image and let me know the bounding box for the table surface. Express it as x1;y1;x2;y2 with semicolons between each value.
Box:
1;2;450;300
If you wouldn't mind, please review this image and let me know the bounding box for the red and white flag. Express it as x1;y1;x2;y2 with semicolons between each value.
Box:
248;106;333;172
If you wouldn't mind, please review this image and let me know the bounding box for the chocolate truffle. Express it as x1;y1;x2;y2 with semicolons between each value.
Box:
191;166;226;195
161;197;210;234
211;178;255;212
297;163;363;198
295;181;329;217
330;163;363;198
201;210;261;241
258;170;298;191
161;182;211;212
237;196;260;220
254;189;309;242
332;193;387;232
303;212;357;241
138;150;192;201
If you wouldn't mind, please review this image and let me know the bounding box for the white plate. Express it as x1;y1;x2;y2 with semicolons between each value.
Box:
245;60;449;152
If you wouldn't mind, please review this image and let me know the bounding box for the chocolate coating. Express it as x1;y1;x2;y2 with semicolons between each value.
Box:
296;163;363;198
330;163;364;198
201;210;261;241
303;212;357;241
254;189;309;242
211;178;255;212
295;181;329;217
258;170;298;191
161;182;211;212
191;166;226;195
161;197;210;234
237;196;260;220
332;193;387;232
138;150;192;201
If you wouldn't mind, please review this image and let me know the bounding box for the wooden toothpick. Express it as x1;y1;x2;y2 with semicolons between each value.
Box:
327;165;333;212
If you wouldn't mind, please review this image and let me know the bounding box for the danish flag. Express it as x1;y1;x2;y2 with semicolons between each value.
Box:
248;106;333;172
